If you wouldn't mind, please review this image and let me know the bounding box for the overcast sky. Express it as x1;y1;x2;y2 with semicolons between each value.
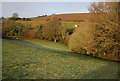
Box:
1;0;119;18
1;0;118;2
2;2;92;18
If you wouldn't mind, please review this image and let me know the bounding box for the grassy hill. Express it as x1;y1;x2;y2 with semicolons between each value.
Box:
31;13;91;22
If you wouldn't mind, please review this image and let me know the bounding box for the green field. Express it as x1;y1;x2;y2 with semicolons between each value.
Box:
17;20;85;29
2;38;118;79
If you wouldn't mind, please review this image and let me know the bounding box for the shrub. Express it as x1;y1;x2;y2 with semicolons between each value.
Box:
69;2;119;61
42;18;65;42
21;23;36;38
66;28;74;35
35;24;43;39
25;18;32;21
9;17;21;20
2;19;26;38
88;2;120;60
68;23;95;55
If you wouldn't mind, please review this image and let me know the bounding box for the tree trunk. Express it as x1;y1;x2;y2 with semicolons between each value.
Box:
54;39;57;42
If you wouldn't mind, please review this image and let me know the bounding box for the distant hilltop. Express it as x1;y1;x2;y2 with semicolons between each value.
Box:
31;13;91;22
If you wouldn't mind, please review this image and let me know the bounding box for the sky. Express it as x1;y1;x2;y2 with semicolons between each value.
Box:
2;2;92;18
2;0;119;18
1;0;119;2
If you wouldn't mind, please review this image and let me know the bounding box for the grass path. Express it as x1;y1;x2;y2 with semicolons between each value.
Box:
2;39;119;79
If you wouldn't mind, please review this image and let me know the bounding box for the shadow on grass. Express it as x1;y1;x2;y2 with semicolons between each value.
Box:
2;38;119;79
80;63;118;79
3;38;118;63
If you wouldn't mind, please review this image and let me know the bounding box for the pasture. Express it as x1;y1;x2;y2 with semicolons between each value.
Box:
16;13;91;29
2;38;118;79
17;19;89;30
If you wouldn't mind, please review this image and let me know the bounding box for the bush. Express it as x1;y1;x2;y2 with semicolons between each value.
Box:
69;2;119;61
68;23;95;55
66;28;74;35
24;18;31;21
9;17;21;20
42;18;65;42
21;23;36;38
88;2;120;61
2;19;26;38
35;24;43;39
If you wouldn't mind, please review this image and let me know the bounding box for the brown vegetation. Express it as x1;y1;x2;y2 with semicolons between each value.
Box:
68;2;119;61
42;18;65;42
89;2;119;60
2;19;26;38
31;13;91;22
68;23;95;54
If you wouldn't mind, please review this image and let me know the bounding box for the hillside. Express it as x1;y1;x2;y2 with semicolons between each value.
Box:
31;13;91;22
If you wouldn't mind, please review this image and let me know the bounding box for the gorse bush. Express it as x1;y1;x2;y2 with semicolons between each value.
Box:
2;19;26;38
